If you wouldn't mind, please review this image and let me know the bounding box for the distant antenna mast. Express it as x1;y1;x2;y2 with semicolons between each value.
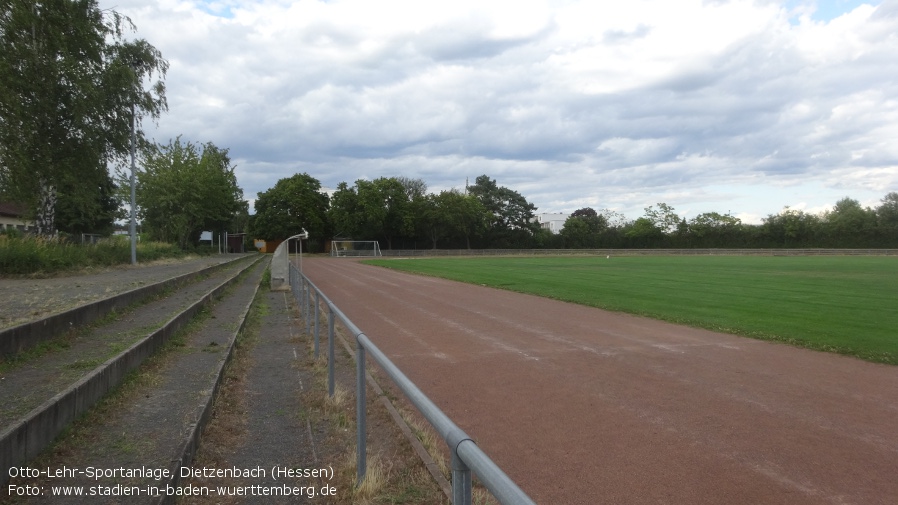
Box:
465;177;469;195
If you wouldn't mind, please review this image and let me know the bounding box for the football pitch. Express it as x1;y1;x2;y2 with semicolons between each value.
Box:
365;255;897;365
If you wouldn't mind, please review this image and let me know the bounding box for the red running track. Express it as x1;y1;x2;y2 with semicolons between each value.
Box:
300;257;898;505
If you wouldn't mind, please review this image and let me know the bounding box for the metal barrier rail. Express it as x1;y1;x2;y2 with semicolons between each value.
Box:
375;248;898;257
288;263;536;505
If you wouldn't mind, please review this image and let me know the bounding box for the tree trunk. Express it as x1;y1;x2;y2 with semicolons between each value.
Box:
35;179;57;237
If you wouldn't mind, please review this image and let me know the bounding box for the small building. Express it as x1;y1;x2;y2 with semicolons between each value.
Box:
0;202;33;232
534;213;570;234
226;233;246;253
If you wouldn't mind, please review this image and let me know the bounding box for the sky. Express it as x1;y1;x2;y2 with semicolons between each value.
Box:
100;0;898;224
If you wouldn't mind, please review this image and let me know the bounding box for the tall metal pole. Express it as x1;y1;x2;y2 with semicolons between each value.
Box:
129;102;137;265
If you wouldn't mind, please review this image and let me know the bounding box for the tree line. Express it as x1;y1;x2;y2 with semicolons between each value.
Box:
249;173;898;251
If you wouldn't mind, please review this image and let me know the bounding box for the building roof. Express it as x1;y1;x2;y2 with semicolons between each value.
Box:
0;202;27;218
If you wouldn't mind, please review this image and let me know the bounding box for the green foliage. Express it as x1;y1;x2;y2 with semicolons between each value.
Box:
560;210;607;248
367;256;898;364
761;207;822;247
250;172;329;249
822;197;877;247
327;176;426;249
420;189;490;249
0;0;167;235
0;234;194;275
642;203;681;234
328;181;361;238
136;138;246;249
467;174;539;247
275;167;898;250
625;217;664;246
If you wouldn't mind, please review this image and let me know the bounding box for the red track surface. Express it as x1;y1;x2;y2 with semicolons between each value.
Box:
301;257;898;505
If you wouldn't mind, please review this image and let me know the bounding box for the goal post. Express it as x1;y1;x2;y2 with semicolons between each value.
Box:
331;240;382;257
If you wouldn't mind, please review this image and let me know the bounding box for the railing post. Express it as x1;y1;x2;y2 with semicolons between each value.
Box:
356;338;367;485
314;291;320;358
303;278;311;335
452;449;473;505
300;276;307;324
328;308;335;397
295;270;537;505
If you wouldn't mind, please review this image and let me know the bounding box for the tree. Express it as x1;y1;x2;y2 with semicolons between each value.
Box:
355;177;414;249
467;175;538;247
250;173;329;249
643;203;680;234
688;212;742;247
560;209;607;248
570;207;598;219
875;192;898;246
328;181;361;238
822;197;876;246
328;177;417;249
625;217;664;247
762;207;820;247
54;172;119;235
398;176;428;247
0;0;167;236
136;138;245;249
420;189;490;249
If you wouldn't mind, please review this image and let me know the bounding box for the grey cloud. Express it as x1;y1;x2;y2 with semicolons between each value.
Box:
106;1;898;221
602;23;651;45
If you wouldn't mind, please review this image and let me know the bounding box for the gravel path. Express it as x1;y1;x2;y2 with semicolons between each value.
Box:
302;257;898;505
0;255;249;330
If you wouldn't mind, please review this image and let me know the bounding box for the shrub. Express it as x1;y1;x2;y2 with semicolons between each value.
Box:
0;235;211;276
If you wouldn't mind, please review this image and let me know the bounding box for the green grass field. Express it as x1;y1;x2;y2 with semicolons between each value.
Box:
365;255;898;365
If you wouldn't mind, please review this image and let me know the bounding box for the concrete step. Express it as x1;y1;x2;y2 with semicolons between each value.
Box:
1;254;257;358
0;256;266;488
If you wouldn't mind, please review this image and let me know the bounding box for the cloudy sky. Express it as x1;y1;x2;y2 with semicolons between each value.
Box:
101;0;898;224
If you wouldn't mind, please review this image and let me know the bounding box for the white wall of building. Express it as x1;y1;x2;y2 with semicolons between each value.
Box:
534;213;569;234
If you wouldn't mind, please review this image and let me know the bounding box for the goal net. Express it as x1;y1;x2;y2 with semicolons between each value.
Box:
331;240;382;257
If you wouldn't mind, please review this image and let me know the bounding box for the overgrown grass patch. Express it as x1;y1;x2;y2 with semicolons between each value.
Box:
366;255;898;364
0;234;212;276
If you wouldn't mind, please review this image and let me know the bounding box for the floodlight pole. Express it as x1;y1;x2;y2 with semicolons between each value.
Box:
129;101;137;265
287;228;309;274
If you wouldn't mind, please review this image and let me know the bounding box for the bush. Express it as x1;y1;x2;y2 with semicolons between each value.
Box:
0;234;210;276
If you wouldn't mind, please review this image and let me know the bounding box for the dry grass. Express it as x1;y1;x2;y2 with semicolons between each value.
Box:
295;301;448;504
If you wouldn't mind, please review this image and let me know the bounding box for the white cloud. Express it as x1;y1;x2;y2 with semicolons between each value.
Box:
102;0;896;220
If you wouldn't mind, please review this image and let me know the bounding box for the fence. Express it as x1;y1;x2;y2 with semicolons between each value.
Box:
288;263;536;505
376;248;898;257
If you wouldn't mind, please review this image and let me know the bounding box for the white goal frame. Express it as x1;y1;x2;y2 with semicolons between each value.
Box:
331;240;382;257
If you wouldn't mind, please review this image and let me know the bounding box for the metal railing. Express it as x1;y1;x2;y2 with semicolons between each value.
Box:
288;263;536;505
375;248;898;257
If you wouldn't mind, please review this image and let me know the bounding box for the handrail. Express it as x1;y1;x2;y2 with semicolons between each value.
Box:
288;263;535;505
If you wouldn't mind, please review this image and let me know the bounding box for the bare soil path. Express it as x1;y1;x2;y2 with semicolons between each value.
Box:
300;257;898;505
